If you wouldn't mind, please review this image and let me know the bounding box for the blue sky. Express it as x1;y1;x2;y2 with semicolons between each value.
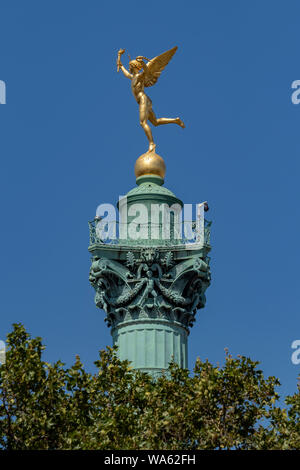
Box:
0;0;299;402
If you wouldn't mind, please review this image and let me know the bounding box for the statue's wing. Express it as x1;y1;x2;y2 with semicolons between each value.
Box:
144;46;178;88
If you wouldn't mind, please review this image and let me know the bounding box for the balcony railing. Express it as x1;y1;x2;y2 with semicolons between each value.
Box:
88;219;211;248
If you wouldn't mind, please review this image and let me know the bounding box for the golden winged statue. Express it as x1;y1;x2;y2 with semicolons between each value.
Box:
117;46;185;152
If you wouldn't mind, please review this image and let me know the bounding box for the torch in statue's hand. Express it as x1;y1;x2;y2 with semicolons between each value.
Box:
117;49;125;72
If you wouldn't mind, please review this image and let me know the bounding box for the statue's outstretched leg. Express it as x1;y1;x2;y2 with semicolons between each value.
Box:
149;110;185;129
139;95;155;151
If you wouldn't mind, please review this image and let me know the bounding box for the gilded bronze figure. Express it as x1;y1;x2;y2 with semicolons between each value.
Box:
117;46;185;152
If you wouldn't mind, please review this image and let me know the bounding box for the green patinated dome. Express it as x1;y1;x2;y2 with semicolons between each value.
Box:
119;175;183;208
126;182;177;199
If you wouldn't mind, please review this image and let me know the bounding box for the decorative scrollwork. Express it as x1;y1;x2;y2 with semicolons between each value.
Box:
89;247;211;329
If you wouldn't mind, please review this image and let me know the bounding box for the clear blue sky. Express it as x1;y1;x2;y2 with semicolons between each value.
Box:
0;0;299;402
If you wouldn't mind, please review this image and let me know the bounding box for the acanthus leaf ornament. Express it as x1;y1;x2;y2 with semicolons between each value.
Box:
89;249;211;329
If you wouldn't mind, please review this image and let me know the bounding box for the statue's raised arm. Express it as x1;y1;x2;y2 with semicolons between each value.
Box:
117;49;132;79
117;46;185;153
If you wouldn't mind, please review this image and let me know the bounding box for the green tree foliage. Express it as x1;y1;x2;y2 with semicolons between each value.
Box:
0;324;299;450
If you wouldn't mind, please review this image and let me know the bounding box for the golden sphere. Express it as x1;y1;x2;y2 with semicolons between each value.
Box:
134;151;166;179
